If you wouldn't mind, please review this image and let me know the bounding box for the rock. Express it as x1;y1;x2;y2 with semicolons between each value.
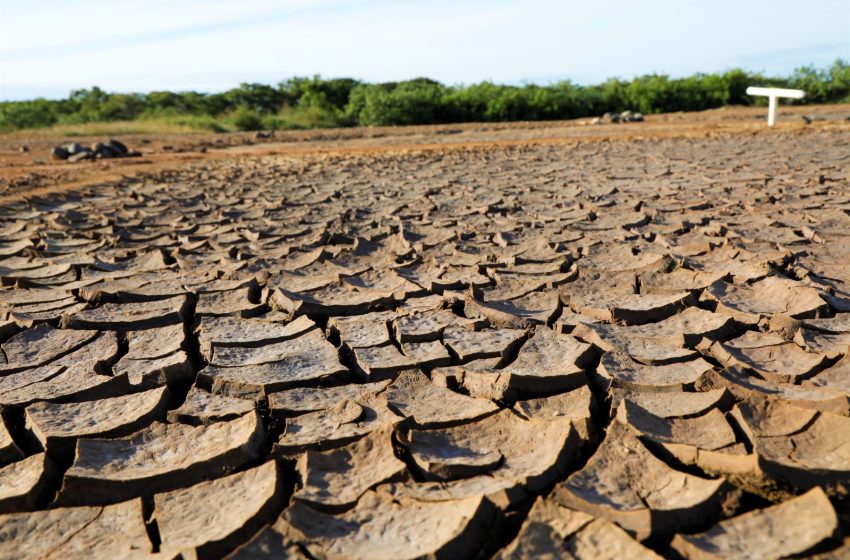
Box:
106;138;129;155
25;386;170;455
58;412;266;505
294;426;406;509
603;112;620;123
67;150;93;163
155;461;282;560
50;146;68;160
670;487;837;559
91;142;118;158
65;142;85;155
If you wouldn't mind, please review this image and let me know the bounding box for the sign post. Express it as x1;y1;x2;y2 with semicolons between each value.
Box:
746;87;806;126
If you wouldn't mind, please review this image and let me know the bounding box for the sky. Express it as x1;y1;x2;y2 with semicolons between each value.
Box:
1;0;848;101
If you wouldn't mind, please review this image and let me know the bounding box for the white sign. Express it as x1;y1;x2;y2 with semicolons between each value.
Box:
746;87;806;126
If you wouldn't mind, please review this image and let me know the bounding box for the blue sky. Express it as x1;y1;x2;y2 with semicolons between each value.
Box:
1;0;848;101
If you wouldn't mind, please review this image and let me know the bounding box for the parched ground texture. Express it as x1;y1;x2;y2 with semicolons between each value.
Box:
1;111;850;559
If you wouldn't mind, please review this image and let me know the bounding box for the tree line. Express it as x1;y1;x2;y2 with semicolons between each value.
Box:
1;60;848;132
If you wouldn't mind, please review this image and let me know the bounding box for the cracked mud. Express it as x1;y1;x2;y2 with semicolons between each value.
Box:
1;123;850;559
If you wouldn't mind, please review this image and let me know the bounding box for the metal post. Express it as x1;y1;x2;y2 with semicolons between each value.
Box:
768;95;778;126
746;87;805;126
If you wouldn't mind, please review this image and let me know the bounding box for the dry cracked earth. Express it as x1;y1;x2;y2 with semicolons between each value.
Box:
1;126;850;559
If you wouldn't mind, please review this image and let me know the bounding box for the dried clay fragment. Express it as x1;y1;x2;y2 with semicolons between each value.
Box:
552;421;732;541
58;411;266;505
671;487;837;560
294;426;407;510
155;461;282;560
0;499;151;560
498;496;661;559
279;490;495;560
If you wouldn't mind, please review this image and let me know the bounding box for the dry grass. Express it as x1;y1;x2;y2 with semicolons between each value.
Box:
9;118;225;138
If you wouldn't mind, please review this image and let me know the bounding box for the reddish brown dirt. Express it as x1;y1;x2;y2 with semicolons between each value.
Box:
2;103;848;204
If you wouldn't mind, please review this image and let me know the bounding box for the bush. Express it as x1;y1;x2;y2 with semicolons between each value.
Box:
227;107;264;131
349;79;446;126
0;99;58;131
1;60;848;132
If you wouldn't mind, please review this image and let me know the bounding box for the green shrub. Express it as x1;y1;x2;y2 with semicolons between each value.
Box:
350;79;446;126
227;107;264;131
1;60;848;132
0;99;58;131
